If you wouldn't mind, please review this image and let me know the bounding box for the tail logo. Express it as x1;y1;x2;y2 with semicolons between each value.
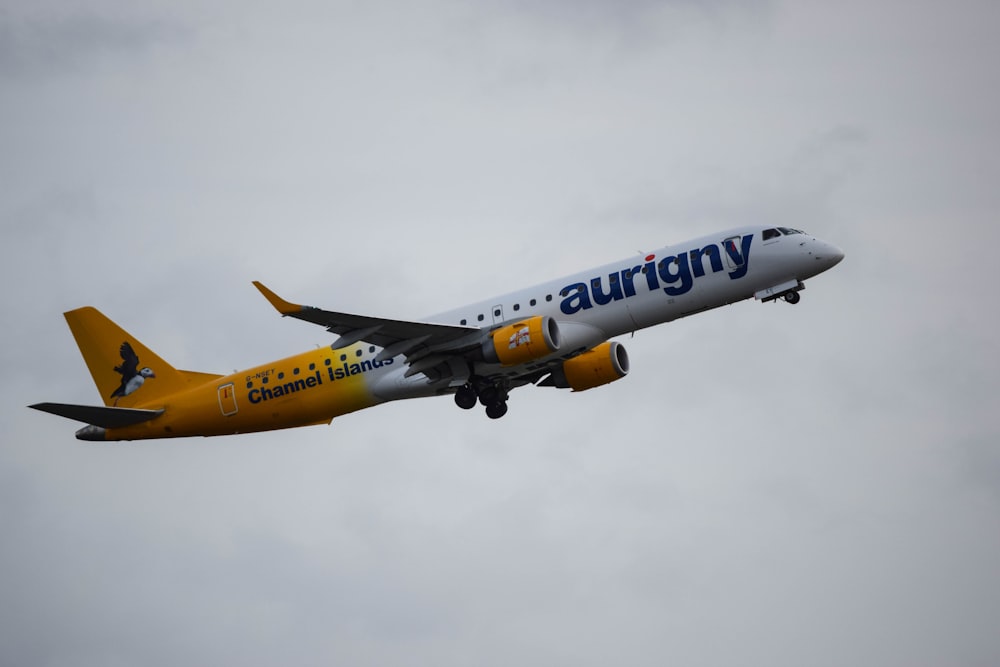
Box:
111;341;155;405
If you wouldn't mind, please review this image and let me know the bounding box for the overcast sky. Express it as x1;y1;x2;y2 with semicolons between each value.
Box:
2;1;999;665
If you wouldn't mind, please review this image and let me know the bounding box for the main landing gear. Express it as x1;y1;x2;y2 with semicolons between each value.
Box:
454;379;509;419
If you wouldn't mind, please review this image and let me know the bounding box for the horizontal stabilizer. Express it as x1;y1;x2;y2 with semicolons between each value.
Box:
29;402;164;428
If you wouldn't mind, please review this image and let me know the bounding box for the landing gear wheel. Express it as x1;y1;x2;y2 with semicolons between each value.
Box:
485;401;508;420
454;386;477;410
478;386;499;407
784;291;801;304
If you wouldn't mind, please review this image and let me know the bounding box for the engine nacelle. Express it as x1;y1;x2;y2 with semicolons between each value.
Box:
560;341;630;391
483;316;562;366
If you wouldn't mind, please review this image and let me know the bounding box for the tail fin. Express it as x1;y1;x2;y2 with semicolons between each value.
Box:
64;307;210;407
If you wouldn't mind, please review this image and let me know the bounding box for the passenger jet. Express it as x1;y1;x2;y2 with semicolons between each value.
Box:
31;226;844;440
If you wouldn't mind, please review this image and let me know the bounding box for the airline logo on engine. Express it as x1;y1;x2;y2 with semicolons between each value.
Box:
509;326;531;350
559;234;754;315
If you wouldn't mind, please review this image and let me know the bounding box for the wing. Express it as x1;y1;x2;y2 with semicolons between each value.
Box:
116;341;139;377
253;282;485;383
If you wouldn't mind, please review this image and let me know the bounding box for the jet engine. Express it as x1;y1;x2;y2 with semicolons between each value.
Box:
553;341;630;391
483;316;562;366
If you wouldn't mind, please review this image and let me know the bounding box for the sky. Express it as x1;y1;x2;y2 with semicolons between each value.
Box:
2;0;999;665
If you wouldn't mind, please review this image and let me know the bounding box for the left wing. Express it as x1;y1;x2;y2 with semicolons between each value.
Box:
253;282;484;382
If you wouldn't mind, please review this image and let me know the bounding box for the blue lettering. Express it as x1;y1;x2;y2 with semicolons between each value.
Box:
591;274;624;305
246;354;388;404
690;245;723;278
643;262;660;291
620;265;643;297
658;254;693;296
560;283;592;315
556;235;755;315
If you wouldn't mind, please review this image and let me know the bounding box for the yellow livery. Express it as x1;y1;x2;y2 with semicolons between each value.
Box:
30;227;845;440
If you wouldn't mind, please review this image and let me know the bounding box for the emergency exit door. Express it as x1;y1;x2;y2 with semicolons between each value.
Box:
218;383;238;416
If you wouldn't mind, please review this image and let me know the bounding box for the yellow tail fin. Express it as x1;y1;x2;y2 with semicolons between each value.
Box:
64;307;217;407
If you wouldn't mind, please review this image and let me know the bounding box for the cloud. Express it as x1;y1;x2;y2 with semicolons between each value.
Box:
0;11;192;79
2;0;999;665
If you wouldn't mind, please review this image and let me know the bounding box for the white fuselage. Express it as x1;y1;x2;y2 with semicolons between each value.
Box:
371;225;844;402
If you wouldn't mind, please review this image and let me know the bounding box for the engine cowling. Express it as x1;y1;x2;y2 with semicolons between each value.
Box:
561;341;630;391
483;316;561;366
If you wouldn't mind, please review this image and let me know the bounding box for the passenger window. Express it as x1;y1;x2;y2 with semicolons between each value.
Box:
460;318;467;325
513;304;520;311
530;299;537;306
546;295;552;302
477;314;484;321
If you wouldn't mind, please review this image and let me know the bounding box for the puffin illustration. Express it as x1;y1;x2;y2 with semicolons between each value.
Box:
111;341;155;406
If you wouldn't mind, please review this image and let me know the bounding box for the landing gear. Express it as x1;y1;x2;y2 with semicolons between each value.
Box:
784;291;801;304
485;401;508;420
454;385;477;410
454;379;509;419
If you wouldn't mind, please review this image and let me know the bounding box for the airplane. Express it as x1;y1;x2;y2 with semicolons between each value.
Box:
30;225;844;441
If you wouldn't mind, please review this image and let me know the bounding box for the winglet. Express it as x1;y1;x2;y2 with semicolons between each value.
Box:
253;281;304;316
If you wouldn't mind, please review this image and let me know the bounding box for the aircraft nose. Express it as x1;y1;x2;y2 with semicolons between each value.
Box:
825;242;845;267
810;238;844;269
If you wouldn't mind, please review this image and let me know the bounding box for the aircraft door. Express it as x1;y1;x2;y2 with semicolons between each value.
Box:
218;383;238;416
724;235;745;270
491;304;504;325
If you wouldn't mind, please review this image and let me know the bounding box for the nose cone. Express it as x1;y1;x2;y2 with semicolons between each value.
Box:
823;242;845;267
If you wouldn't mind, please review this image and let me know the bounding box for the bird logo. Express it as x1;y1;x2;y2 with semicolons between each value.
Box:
111;341;155;406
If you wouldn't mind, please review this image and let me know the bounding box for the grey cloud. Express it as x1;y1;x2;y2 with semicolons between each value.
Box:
0;11;192;79
2;0;999;665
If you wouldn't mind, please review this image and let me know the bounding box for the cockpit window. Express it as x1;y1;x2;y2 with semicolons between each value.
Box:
778;227;805;235
763;228;781;240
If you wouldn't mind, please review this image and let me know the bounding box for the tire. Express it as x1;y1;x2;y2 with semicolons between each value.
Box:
454;387;477;410
485;402;508;419
478;386;498;407
784;291;801;304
